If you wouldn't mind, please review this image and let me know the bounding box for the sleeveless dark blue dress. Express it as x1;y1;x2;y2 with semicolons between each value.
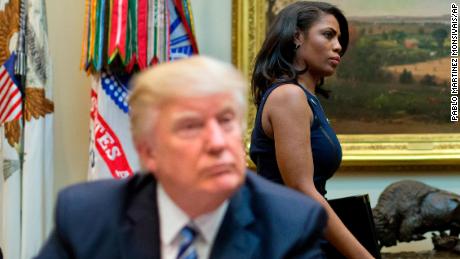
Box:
249;82;342;196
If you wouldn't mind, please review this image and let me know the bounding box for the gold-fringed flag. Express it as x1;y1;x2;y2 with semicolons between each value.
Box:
81;0;198;73
85;0;198;180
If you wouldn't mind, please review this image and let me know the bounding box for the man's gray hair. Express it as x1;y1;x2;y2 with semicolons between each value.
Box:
128;56;247;143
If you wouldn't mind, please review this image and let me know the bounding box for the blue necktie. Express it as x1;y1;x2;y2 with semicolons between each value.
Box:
176;225;198;259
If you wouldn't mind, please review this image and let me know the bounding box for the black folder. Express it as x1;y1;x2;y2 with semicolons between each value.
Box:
325;194;382;259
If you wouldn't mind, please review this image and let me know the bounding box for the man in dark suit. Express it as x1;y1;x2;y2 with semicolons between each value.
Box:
35;57;327;259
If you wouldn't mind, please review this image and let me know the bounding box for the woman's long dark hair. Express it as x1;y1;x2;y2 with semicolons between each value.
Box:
251;1;349;106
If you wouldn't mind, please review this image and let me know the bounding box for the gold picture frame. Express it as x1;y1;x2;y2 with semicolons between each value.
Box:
232;0;460;168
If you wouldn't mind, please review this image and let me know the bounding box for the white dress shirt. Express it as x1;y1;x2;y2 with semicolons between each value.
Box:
157;183;229;259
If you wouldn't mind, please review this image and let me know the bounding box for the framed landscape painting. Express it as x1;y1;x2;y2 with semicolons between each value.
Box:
232;0;460;168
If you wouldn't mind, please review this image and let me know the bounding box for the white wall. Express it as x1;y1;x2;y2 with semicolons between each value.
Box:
47;0;91;197
190;0;232;62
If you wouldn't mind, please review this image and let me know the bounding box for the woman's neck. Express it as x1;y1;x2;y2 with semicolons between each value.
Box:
297;73;319;95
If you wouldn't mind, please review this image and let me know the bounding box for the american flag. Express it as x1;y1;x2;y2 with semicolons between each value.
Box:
0;54;22;124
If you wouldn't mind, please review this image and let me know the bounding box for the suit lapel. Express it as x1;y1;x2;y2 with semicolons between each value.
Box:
210;182;260;259
119;175;161;259
117;174;260;259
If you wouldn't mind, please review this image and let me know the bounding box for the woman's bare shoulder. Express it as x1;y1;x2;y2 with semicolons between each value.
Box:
265;83;310;114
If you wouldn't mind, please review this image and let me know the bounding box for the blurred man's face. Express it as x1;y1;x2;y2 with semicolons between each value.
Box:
143;93;246;200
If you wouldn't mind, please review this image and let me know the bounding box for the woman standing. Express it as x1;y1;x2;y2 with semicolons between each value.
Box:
250;1;373;258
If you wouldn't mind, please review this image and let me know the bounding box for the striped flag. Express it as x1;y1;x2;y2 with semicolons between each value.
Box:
0;53;22;124
1;1;54;258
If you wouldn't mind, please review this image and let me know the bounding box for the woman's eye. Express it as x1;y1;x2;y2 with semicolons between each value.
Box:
323;31;334;39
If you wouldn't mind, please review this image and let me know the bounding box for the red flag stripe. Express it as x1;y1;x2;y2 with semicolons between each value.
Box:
1;96;22;123
0;85;20;117
0;86;20;121
0;68;9;87
0;68;13;96
10;104;22;121
0;80;15;113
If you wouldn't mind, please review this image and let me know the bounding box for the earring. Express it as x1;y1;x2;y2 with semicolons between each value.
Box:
294;43;300;51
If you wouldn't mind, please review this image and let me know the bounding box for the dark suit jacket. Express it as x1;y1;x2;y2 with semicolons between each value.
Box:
35;171;327;259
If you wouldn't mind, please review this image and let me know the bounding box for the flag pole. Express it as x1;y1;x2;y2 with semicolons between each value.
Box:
15;0;27;171
14;0;27;254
